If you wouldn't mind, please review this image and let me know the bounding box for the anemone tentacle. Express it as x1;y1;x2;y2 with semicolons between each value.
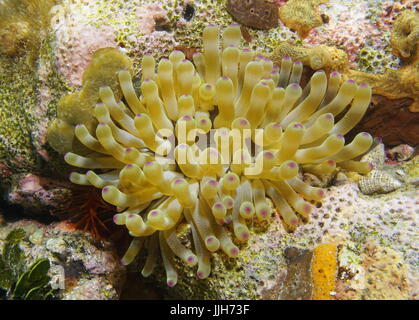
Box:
64;25;373;286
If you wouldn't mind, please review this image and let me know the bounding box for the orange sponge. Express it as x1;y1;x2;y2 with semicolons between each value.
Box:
311;243;338;300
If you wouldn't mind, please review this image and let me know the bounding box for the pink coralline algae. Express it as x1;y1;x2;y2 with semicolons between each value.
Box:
303;2;383;68
7;174;72;215
53;22;117;87
135;3;169;34
378;0;418;32
274;0;289;7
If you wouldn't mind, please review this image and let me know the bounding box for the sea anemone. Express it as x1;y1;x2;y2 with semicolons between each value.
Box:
63;24;373;286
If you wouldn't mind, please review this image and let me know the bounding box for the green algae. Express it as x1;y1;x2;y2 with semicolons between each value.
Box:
0;55;40;177
0;228;57;300
0;1;72;182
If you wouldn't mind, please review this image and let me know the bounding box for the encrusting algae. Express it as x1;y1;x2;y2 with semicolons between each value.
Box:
0;0;57;63
48;24;376;287
279;0;329;39
226;0;279;30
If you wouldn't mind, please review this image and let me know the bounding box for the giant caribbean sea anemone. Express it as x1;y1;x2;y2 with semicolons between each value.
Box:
63;24;374;287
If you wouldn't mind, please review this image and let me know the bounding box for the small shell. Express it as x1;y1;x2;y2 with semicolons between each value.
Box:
358;170;403;195
387;144;415;161
361;143;385;170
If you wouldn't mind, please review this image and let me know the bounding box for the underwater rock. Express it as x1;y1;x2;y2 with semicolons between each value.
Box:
279;0;329;39
336;239;413;300
6;174;73;216
275;247;313;300
349;94;419;146
226;0;279;30
0;220;126;300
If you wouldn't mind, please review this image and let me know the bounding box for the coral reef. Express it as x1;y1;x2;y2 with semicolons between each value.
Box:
278;0;329;39
379;0;418;31
268;8;419;145
0;6;72;186
226;0;279;30
53;24;377;287
54;24;118;88
346;10;419;115
356;46;399;74
0;50;70;184
50;0;180;85
0;0;417;301
0;220;126;300
337;9;419;114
